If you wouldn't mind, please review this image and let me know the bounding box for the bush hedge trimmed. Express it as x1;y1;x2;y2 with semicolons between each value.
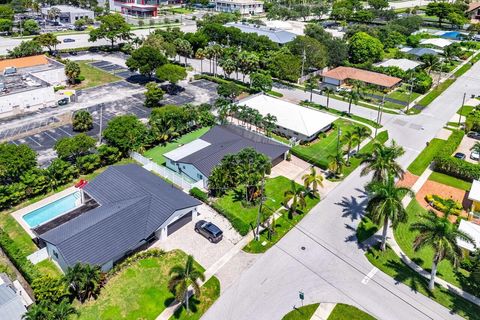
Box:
189;187;208;202
211;202;250;236
425;194;462;215
436;130;464;158
0;229;39;283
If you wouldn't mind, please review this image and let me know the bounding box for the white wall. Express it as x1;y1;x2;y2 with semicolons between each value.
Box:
322;77;341;86
0;86;56;118
33;67;67;86
156;206;199;240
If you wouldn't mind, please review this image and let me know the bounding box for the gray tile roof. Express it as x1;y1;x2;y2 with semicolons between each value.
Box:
225;22;297;44
407;47;439;57
176;125;290;177
40;164;200;267
0;284;26;320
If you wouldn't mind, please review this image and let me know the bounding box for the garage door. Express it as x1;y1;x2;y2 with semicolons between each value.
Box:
167;211;193;236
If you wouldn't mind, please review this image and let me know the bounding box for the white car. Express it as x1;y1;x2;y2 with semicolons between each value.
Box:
470;150;480;161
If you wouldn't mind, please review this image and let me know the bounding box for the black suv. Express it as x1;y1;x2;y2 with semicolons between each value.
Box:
195;220;223;243
454;152;466;160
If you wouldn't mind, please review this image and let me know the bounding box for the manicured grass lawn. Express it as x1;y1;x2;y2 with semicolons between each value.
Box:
282;303;319;320
394;200;470;290
407;138;445;176
366;245;480;320
417;79;455;107
327;303;376;320
356;216;379;243
458;105;475;117
388;89;420;103
454;53;480;77
76;250;209;320
143;127;211;165
292;119;370;169
384;101;406;110
169;277;220;320
213;176;292;236
428;172;472;191
73;61;121;90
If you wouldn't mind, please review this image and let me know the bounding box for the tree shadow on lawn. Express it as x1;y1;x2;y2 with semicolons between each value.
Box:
171;295;202;319
384;258;434;297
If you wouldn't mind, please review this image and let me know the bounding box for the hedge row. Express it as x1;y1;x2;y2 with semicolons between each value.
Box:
189;187;209;203
436;130;465;159
433;157;480;182
290;148;329;170
211;202;250;236
0;229;39;283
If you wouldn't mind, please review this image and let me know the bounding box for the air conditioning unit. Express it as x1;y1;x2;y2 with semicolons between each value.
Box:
3;67;17;76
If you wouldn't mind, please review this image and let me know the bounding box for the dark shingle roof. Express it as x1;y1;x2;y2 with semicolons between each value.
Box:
177;125;290;177
40;164;200;267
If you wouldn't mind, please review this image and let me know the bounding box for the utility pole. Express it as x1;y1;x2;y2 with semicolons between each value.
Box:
374;95;385;137
300;47;306;79
98;103;104;144
255;176;266;241
406;75;414;113
458;92;467;127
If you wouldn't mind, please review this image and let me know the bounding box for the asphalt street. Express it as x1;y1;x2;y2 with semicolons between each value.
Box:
202;56;480;319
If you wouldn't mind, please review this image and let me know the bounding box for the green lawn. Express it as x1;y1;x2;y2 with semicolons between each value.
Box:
366;245;480;320
76;250;211;320
143;127;211;165
458;105;475;117
327;303;376;320
73;61;121;90
169;277;220;320
356;216;379;243
394;200;470;290
417;79;456;107
282;303;319;320
407;138;445;176
428;172;472;191
388;88;420;103
384;101;406;110
213;176;292;236
454;53;480;77
292;119;370;169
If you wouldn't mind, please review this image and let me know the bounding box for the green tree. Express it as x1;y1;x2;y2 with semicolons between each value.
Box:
156;63;187;85
173;38;193;65
328;151;346;177
284;180;307;218
64;60;81;85
0;143;36;184
219;58;236;79
89;13;131;48
288;36;328;71
342;130;359;163
33;33;59;53
97;145;122;165
368;0;388;10
425;2;455;26
47;7;60;21
0;18;12;32
8;40;42;58
168;255;205;314
20;169;50;197
74;18;86;29
250;72;273;93
341;90;360;115
64;263;102;303
126;45;167;78
103;115;147;153
22;302;51;320
76;154;101;174
447;12;467;28
195;48;206;73
72;110;93;132
0;5;14;20
348;32;384;63
305;78;319;102
54;134;96;161
366;175;414;251
149;105;188;143
31;276;69;304
217;82;242;101
322;87;334;108
360;141;404;182
49;299;78;319
301;166;324;196
267;49;301;82
237;51;259;82
144;82;165;108
22;19;39;35
420;54;440;74
411;211;474;291
353;126;370;152
46;159;79;189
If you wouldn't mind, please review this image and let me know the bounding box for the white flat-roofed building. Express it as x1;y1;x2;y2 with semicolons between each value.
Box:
375;59;422;72
41;5;94;24
420;38;453;48
225;22;297;44
215;0;263;15
458;220;480;252
238;94;338;142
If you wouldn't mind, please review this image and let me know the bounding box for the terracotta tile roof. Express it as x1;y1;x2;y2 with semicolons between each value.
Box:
322;66;402;88
0;55;49;72
467;2;480;12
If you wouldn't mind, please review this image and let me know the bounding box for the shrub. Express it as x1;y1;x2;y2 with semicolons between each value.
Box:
211;202;250;236
433;157;480;181
0;229;39;283
436;130;464;158
76;154;101;174
424;194;462;215
189;187;208;202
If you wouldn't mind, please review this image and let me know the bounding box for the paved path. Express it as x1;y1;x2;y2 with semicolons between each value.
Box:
311;303;336;320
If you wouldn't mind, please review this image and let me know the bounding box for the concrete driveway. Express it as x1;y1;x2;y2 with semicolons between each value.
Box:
455;135;480;164
153;204;243;269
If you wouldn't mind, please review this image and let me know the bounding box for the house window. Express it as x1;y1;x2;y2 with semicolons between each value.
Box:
197;173;203;179
53;250;58;259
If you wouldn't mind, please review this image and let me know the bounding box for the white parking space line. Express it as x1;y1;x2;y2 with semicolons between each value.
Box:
361;267;378;285
44;132;57;141
28;136;42;147
57;127;72;136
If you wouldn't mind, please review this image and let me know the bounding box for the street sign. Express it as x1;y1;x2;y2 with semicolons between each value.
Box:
299;291;304;300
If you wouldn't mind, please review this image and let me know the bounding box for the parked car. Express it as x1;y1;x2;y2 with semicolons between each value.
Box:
63;38;75;43
471;150;480;161
195;220;223;243
57;97;69;106
454;152;466;160
69;51;78;56
467;131;480;140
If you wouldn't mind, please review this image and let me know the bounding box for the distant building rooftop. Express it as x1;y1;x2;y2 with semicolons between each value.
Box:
0;282;27;320
225;22;297;44
420;38;453;48
41;5;93;13
458;220;480;252
404;47;441;57
0;73;50;96
0;55;48;73
375;58;422;71
322;66;402;88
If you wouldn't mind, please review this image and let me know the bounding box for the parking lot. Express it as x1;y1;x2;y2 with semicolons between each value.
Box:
0;117;59;141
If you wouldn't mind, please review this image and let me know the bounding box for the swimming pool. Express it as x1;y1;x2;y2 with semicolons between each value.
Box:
441;31;464;40
23;191;82;228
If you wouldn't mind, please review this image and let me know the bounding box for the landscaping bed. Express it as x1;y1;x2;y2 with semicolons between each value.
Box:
73;61;122;90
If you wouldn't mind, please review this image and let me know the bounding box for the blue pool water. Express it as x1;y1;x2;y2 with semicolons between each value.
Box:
441;31;463;40
23;192;81;228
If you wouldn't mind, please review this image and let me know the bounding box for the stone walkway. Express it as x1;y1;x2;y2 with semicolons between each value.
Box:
311;303;336;320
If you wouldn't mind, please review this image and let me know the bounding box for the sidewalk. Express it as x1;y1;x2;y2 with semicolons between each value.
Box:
311;303;336;320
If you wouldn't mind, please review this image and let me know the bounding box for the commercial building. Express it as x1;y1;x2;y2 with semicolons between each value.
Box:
41;5;94;24
239;94;338;142
215;0;264;15
375;58;422;72
164;125;290;188
322;66;402;90
38;164;201;272
0;55;66;118
225;22;297;44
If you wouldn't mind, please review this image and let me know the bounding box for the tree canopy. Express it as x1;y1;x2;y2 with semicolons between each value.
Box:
155;63;187;84
348;31;384;63
126;45;167;78
89;13;131;47
0;143;37;184
103;115;147;153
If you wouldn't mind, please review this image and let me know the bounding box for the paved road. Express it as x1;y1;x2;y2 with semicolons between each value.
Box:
202;60;480;319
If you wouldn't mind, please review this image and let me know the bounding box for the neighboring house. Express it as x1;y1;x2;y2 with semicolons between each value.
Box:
419;38;453;49
38;164;201;272
239;94;338;142
321;66;402;90
164;125;290;188
466;2;480;23
457;220;480;253
0;274;27;320
375;58;422;72
225;22;296;44
41;5;94;23
468;179;480;217
0;55;66;118
215;0;264;15
402;47;441;58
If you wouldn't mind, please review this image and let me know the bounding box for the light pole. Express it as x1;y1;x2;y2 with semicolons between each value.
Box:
98;103;104;144
458;92;467;127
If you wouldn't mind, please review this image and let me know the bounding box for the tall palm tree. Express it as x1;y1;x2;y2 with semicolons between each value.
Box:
410;211;474;291
168;255;205;314
420;54;440;75
366;175;414;250
283;180;307;218
219;58;236;79
341;90;360;115
360;141;405;182
328;151;346;178
471;142;480;164
305;78;318;102
301;166;324;196
353;126;370;152
64;263;101;303
341;130;359;164
195;48;206;73
262;113;277;136
323;87;334;109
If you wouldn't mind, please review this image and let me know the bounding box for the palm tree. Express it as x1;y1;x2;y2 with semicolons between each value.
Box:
305;78;318;102
262;113;277;136
360;141;405;182
328;152;346;178
219;58;236;79
353;126;370;153
72;110;93;132
195;48;206;73
64;263;101;303
323;87;334;109
410;211;474;291
366;175;414;250
342;90;360;115
420;54;440;75
283;180;307;218
50;299;78;320
168;255;205;314
341;130;359;164
301;166;323;196
22;302;50;320
471;142;480;164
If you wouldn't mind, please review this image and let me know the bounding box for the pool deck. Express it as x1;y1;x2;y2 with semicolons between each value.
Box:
11;186;78;239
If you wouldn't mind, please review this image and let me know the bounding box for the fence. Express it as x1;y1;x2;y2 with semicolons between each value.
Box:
130;152;203;192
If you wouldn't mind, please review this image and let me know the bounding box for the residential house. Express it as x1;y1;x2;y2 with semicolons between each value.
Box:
0;274;27;320
375;58;422;72
225;22;297;44
321;66;402;90
466;3;480;23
